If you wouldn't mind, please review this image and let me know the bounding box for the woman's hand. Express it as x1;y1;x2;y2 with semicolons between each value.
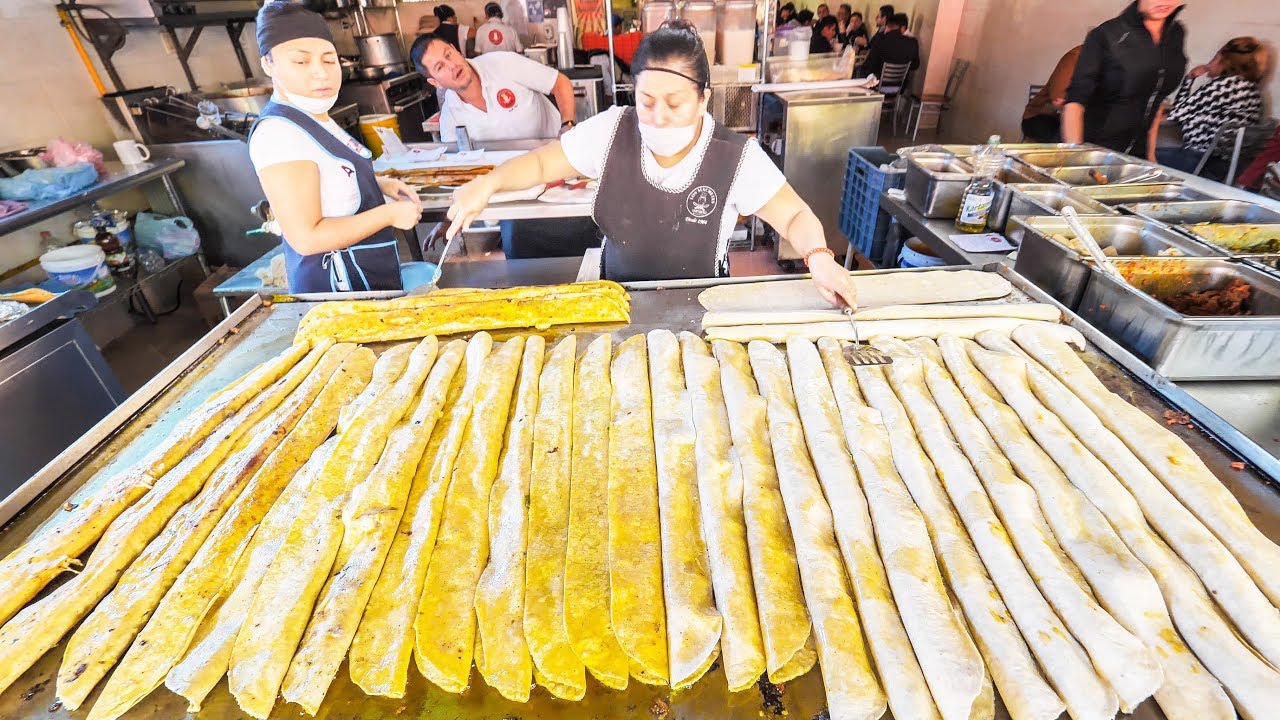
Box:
446;175;497;239
384;200;423;230
1188;64;1211;79
377;176;421;205
808;253;858;309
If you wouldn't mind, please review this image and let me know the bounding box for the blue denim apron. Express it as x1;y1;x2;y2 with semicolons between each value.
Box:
250;101;403;293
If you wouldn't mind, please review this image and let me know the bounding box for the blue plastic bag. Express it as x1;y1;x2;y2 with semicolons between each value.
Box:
0;163;98;202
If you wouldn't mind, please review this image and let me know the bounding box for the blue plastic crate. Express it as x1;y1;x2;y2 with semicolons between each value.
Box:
839;147;905;264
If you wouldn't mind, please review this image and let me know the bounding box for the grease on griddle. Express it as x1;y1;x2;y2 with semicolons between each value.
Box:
650;697;671;720
757;675;786;716
19;679;48;702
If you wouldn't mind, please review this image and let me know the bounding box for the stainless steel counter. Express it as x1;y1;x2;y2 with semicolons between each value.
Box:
879;193;1014;266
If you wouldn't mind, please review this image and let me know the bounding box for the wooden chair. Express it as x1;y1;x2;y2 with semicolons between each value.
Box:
900;60;970;141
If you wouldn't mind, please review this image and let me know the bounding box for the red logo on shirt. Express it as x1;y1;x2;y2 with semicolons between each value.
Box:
497;89;516;109
489;29;504;45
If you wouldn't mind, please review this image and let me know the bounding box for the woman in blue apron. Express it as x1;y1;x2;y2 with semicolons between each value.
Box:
446;21;859;308
248;2;422;294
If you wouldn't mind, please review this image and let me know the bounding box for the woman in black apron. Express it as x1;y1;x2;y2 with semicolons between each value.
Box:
446;21;859;308
248;2;422;294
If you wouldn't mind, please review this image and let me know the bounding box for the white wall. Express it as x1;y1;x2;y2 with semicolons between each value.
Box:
946;0;1280;144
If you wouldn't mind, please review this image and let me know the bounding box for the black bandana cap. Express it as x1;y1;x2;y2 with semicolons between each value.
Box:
256;1;335;58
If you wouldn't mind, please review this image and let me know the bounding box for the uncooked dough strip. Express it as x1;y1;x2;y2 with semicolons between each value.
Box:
336;341;412;432
702;304;1061;328
563;334;631;690
748;341;886;720
787;339;944;720
712;340;816;683
1011;325;1280;608
648;330;722;690
678;333;766;694
607;334;669;686
474;336;544;703
821;339;1069;720
348;334;493;698
697;269;1012;312
524;336;588;700
414;338;526;693
705;318;1085;348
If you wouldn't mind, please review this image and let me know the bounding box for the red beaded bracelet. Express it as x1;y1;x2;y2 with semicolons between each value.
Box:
802;247;835;268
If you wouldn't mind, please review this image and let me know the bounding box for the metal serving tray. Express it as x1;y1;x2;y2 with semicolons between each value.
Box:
1008;148;1133;168
1077;182;1218;206
1048;163;1181;186
1011;215;1223;310
1244;255;1280;275
904;153;975;219
1078;257;1280;380
1183;223;1280;255
999;183;1117;234
1121;200;1280;228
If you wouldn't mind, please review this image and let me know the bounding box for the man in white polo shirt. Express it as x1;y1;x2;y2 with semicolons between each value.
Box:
410;33;575;143
475;3;523;54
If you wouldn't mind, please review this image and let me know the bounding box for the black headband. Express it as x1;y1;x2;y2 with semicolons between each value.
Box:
257;4;334;57
639;66;709;89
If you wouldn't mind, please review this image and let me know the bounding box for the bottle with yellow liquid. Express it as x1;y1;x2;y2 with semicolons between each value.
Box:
955;135;1003;233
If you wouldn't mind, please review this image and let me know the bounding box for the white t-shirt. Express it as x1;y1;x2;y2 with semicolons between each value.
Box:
439;52;561;142
476;20;524;54
248;107;372;219
561;105;787;259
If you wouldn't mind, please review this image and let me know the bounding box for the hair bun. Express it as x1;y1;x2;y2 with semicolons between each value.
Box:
660;18;704;45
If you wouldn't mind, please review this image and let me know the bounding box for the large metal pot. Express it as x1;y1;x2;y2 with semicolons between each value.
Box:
356;33;406;70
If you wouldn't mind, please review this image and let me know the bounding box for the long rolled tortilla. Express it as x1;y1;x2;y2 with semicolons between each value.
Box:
0;341;330;698
705;318;1085;349
790;338;978;720
748;341;886;720
678;333;766;694
563;335;631;690
348;334;492;698
935;337;1161;712
336;341;412;432
281;341;465;715
414;338;526;694
712;340;816;683
966;344;1216;718
0;341;312;630
72;343;360;718
848;345;1121;720
1011;325;1280;608
869;338;1113;720
475;336;545;702
698;269;1012;312
702;303;1061;328
648;330;722;690
523;336;588;700
163;434;343;710
974;330;1280;671
299;280;629;321
973;334;1257;719
229;339;437;719
608;334;669;686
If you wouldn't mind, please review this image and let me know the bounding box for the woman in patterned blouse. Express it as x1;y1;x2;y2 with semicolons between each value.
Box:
1155;37;1267;178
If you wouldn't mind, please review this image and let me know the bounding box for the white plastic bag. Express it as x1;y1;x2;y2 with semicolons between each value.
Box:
135;212;201;259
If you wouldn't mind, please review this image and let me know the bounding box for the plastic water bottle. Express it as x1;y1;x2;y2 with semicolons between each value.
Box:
955;135;1003;233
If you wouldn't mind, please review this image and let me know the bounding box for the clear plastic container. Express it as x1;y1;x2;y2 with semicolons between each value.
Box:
681;1;717;66
787;26;812;58
642;1;675;33
718;0;756;67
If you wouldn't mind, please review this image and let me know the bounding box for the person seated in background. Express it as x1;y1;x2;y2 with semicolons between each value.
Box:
777;3;798;28
1022;45;1082;143
475;3;523;55
796;9;815;27
1156;37;1267;177
811;16;839;54
839;8;870;48
816;3;831;20
872;4;894;40
1236;125;1280;193
859;12;917;79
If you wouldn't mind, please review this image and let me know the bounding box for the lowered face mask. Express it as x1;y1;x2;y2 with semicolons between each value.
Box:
638;121;699;157
279;85;339;115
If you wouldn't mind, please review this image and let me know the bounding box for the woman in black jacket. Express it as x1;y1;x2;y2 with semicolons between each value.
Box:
1062;1;1187;160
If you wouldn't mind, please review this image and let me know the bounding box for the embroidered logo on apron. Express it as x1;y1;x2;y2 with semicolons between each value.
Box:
489;29;504;45
497;88;517;109
686;185;718;221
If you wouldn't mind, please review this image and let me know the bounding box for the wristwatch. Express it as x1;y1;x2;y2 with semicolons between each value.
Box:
561;119;575;129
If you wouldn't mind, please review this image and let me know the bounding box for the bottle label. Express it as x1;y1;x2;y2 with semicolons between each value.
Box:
958;194;993;225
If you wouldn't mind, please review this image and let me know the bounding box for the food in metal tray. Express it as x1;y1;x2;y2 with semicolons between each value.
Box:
1164;277;1254;316
377;164;494;189
1187;223;1280;253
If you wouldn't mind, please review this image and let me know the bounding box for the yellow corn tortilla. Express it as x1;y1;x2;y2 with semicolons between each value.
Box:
563;334;631;691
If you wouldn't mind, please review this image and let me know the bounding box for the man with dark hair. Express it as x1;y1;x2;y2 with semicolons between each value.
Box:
873;4;895;38
411;34;575;142
796;9;814;27
811;16;839;54
860;10;918;79
839;8;869;48
476;2;523;54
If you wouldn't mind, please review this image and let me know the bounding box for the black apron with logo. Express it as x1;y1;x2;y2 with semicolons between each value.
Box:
250;101;403;294
592;108;748;282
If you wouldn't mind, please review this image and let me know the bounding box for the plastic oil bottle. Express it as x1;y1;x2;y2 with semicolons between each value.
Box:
955;135;1003;233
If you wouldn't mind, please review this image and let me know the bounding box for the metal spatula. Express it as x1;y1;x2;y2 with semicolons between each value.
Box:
840;306;894;367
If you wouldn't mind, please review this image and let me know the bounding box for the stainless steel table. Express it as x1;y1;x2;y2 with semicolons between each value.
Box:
0;159;186;237
879;193;1015;266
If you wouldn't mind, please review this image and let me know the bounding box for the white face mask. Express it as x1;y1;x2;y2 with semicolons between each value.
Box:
638;121;699;157
280;87;339;116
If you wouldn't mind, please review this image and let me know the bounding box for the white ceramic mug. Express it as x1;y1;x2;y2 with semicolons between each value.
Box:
113;139;151;166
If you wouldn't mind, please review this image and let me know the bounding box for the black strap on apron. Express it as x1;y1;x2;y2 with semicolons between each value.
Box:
591;107;749;283
250;101;403;293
